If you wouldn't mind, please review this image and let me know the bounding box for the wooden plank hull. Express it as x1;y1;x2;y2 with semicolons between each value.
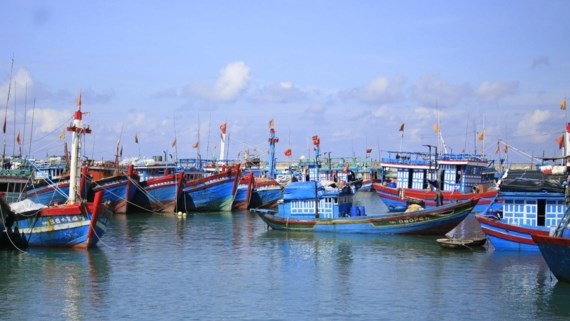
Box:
254;198;478;235
532;234;570;282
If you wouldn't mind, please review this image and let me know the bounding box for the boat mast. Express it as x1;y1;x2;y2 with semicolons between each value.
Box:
66;92;91;203
1;57;14;167
268;119;278;179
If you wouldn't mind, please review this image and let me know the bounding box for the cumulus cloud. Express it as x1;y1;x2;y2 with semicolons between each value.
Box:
516;109;551;143
250;81;308;104
339;76;405;105
185;61;251;103
411;75;469;108
0;68;34;104
30;108;72;133
474;81;518;102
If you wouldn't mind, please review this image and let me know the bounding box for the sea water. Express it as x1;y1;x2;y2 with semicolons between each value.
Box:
1;192;570;321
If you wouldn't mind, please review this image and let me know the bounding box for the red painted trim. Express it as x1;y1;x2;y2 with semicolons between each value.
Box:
480;227;539;245
532;234;570;246
476;216;549;235
86;191;103;247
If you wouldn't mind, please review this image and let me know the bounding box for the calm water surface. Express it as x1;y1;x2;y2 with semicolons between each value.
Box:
2;193;570;321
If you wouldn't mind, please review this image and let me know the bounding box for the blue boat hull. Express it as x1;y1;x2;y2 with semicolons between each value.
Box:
250;185;283;209
91;179;136;214
254;198;478;235
26;184;70;206
533;233;570;282
183;178;236;212
15;215;110;247
476;215;550;251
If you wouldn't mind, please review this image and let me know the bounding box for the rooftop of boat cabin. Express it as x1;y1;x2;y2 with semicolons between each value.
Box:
381;151;490;168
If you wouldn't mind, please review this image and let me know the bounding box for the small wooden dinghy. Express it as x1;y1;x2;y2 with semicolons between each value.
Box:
437;237;487;249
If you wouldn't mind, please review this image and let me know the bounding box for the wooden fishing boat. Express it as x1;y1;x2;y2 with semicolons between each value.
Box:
532;183;570;282
252;181;478;234
182;164;241;212
476;170;566;251
88;164;139;214
436;237;487;249
373;150;499;214
6;102;113;248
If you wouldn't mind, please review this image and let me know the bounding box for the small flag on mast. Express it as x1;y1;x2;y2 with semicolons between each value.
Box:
172;138;177;148
556;135;565;149
76;90;82;108
477;131;485;141
433;123;440;133
399;123;405;132
268;118;274;129
284;148;292;157
562;99;567;111
220;122;227;134
134;134;139;144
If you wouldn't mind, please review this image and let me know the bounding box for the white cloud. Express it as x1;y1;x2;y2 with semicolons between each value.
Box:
0;68;34;104
30;108;72;133
250;81;308;104
185;61;251;103
411;75;469;108
516;109;551;143
474;81;518;102
340;76;405;105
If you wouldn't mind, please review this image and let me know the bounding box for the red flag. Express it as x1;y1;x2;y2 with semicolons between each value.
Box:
76;91;82;108
366;148;372;154
16;132;21;145
312;135;320;146
556;135;565;149
220;122;227;134
503;145;508;153
268;119;274;129
284;148;292;157
192;141;199;148
495;143;500;154
172;138;177;148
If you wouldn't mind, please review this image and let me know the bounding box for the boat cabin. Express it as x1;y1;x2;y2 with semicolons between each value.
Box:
278;182;353;219
493;170;566;228
381;151;495;193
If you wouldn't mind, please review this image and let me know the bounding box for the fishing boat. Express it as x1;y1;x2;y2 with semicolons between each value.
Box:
252;180;478;234
88;164;139;214
372;150;499;214
182;164;241;212
532;208;570;282
6;102;113;248
436;237;487;249
140;171;185;213
476;169;566;251
234;124;283;210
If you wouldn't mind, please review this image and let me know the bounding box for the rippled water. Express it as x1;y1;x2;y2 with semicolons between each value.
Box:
2;193;570;321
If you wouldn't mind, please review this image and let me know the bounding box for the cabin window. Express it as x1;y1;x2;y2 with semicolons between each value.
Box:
407;169;413;189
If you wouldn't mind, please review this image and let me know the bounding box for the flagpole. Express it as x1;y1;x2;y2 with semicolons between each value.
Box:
2;56;14;167
28;98;35;158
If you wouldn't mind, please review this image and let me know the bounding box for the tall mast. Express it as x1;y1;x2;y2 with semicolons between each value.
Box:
66;92;91;203
2;57;14;167
268;120;278;179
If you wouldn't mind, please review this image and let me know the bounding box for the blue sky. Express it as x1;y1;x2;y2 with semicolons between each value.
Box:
1;1;569;164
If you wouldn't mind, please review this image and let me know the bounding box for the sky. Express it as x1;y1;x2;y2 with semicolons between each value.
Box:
1;1;569;165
